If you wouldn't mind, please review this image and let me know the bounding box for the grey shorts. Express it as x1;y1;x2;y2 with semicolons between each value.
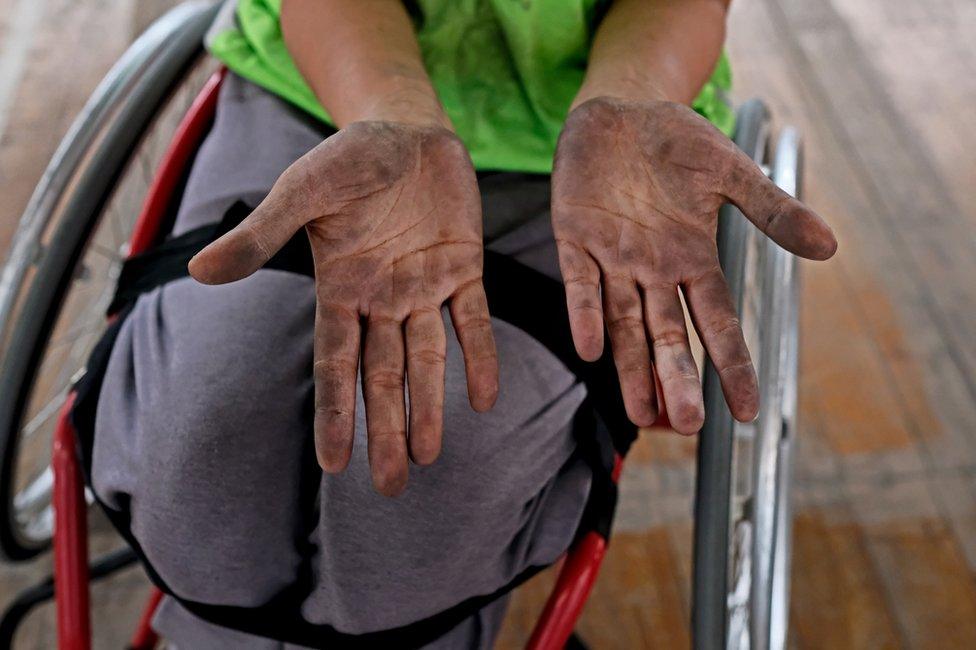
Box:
89;73;592;648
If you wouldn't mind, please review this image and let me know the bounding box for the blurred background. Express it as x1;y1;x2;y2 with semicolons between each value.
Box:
1;0;975;648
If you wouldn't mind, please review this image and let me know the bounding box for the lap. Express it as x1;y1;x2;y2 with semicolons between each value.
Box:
93;263;588;632
89;72;590;639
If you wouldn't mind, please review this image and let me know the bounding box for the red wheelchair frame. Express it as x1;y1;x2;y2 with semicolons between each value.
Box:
48;67;672;650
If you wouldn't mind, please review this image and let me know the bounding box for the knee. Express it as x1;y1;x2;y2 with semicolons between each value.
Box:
137;277;313;494
131;375;309;604
96;292;313;605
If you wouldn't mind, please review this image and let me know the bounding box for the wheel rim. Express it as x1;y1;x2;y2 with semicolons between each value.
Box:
725;128;802;650
765;128;801;650
0;53;219;557
692;99;770;650
9;208;131;549
725;189;770;650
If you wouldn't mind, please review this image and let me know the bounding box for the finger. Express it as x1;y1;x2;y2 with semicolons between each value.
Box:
189;192;307;285
643;284;704;435
602;276;657;427
683;267;759;423
556;241;604;361
313;302;361;473
723;154;837;261
362;317;409;496
405;308;447;465
449;280;499;412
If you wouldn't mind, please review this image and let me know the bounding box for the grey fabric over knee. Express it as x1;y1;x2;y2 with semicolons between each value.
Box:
91;73;591;649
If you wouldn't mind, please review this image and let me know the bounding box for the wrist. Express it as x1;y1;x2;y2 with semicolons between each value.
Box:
572;74;674;112
350;75;453;131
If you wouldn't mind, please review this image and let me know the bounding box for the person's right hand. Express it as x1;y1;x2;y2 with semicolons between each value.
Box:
188;122;498;496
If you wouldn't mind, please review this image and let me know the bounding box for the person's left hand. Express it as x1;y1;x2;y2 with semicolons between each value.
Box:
551;97;837;434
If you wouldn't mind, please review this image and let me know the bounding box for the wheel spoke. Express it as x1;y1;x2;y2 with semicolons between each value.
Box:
13;466;53;513
727;520;753;650
13;467;55;544
21;387;69;440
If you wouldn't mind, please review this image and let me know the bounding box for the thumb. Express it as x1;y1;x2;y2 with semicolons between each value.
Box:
724;155;838;261
189;190;307;285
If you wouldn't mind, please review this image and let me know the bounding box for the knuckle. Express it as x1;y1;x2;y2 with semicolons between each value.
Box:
458;316;494;337
719;360;755;376
569;303;602;315
368;314;400;328
409;305;443;321
661;366;701;382
369;428;407;443
365;370;405;390
563;273;599;287
407;348;446;365
319;301;359;323
652;329;688;349
453;298;490;322
706;317;742;339
314;404;351;420
313;357;358;377
243;226;274;264
607;313;643;331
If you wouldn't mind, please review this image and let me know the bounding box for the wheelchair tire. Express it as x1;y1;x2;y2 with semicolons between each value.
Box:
692;101;802;650
0;3;219;562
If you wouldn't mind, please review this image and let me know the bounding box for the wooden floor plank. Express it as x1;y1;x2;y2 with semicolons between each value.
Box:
574;531;693;650
0;0;133;246
789;510;903;650
827;0;976;219
858;516;976;649
766;0;976;420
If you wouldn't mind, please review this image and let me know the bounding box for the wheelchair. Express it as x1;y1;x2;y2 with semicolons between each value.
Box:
0;3;800;649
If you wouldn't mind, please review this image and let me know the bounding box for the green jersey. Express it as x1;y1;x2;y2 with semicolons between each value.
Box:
208;0;734;173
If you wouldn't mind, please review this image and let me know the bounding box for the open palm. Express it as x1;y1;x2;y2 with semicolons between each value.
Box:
190;122;498;495
552;98;836;433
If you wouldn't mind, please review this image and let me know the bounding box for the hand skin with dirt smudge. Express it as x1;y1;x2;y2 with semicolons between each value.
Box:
188;121;498;496
551;97;837;434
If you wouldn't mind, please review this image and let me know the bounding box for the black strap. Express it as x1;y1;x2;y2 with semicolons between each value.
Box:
108;202;314;314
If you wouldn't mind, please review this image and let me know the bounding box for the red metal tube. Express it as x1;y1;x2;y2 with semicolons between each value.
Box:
526;532;607;650
52;393;91;650
126;67;226;259
128;588;164;650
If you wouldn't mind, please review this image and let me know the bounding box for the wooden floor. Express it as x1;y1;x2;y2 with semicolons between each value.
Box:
2;0;976;648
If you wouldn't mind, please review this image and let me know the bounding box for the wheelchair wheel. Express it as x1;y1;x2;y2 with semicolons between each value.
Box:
692;101;802;650
0;3;219;562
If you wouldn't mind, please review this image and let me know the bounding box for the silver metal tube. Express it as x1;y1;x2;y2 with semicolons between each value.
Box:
749;127;802;650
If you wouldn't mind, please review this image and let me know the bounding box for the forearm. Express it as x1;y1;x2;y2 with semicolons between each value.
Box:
281;0;449;129
573;0;729;108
